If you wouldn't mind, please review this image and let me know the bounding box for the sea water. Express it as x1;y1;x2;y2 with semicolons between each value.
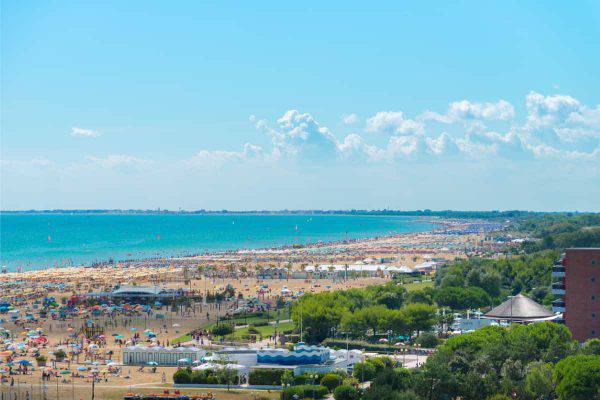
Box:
0;213;436;271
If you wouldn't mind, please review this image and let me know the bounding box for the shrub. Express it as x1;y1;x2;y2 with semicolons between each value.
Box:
415;332;439;348
254;321;269;327
173;368;192;384
294;372;325;385
191;370;208;384
581;338;600;355
365;357;385;372
322;339;405;353
281;384;329;400
320;373;343;391
353;362;377;382
249;368;287;385
53;349;66;360
248;325;261;334
333;384;360;400
211;324;234;336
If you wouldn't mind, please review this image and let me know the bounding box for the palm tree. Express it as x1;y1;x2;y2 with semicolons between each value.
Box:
286;262;293;281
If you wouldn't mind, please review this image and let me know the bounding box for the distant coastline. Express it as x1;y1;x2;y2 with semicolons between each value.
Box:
0;209;564;218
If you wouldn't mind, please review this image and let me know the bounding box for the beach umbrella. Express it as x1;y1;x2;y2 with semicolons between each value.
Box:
130;328;138;332
172;324;180;328
17;360;31;365
76;366;88;371
146;361;158;366
177;358;191;364
60;370;71;375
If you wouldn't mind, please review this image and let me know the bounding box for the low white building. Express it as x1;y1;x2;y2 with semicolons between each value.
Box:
305;264;415;278
122;346;206;366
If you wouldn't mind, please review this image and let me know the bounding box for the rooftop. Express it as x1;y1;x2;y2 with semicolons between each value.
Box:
484;294;555;320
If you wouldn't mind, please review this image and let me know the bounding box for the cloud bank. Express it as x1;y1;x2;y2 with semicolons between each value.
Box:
229;91;599;166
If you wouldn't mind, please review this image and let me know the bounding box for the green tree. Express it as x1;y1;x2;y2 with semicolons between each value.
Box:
507;322;575;364
401;302;437;336
524;361;554;400
353;361;377;382
582;338;600;356
553;355;600;400
416;332;439;348
320;373;343;392
333;385;359;400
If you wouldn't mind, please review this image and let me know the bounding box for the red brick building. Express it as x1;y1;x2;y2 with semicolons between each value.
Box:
552;248;600;341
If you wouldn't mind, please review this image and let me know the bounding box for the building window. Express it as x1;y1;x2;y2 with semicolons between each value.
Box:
592;259;597;265
592;330;597;336
593;313;597;318
593;295;597;301
592;277;597;283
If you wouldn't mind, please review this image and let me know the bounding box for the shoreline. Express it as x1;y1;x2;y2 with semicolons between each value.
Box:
2;216;457;273
0;217;499;278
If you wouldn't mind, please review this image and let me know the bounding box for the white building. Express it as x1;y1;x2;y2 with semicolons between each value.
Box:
122;346;205;366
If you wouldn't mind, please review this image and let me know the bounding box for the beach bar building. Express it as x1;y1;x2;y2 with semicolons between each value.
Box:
122;346;206;366
87;285;187;304
483;293;558;323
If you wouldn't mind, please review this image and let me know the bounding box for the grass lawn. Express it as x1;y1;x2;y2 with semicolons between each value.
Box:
398;280;433;291
232;320;295;339
172;313;295;343
172;333;192;344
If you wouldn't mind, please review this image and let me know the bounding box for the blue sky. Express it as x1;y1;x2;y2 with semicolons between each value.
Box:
2;0;599;211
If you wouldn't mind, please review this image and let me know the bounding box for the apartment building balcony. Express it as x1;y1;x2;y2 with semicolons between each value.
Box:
551;282;566;295
551;265;565;278
552;298;565;313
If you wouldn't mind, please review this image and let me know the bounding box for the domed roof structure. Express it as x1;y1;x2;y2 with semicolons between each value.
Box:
484;293;557;321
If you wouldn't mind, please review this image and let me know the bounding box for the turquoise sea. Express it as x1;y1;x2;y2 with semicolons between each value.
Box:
0;213;436;271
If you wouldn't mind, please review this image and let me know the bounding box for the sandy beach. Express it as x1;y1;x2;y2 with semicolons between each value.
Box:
0;222;506;400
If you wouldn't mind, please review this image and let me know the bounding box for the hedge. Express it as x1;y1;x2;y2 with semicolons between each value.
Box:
174;368;240;385
293;372;326;385
249;368;287;385
173;369;192;384
333;385;360;400
281;385;329;400
211;324;234;336
320;373;343;391
322;339;399;352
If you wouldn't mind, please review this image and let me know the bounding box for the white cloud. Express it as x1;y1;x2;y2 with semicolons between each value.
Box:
268;110;340;160
420;100;514;128
86;155;151;169
0;158;56;170
342;113;359;125
184;143;272;170
71;127;101;137
447;99;515;121
525;91;580;128
15;92;596;176
366;111;424;135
